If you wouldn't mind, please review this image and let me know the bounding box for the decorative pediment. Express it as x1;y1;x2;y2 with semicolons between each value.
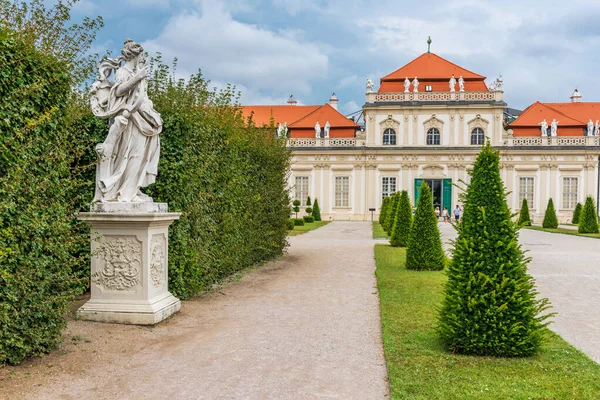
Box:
423;114;444;131
379;114;400;131
420;164;446;178
467;114;490;131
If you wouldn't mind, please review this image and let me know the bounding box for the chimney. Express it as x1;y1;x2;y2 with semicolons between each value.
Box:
570;88;582;103
329;92;339;110
287;94;297;106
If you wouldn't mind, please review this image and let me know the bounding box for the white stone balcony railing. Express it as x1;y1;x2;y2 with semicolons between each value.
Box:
287;138;360;147
508;136;600;146
366;90;503;103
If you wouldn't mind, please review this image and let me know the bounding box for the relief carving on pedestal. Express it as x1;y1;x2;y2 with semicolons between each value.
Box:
150;234;166;287
95;236;141;291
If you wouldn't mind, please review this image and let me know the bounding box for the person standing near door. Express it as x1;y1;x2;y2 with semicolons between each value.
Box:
442;207;449;223
454;205;462;222
435;206;441;220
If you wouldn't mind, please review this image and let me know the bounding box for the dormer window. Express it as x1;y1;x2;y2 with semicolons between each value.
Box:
425;85;433;92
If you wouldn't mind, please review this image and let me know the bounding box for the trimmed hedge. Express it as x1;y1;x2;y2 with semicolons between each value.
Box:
312;199;322;221
294;218;305;226
406;183;445;271
542;198;558;229
385;192;400;235
287;220;295;230
379;196;390;226
578;196;599;234
390;190;412;247
572;203;582;225
439;142;552;357
303;216;315;223
517;198;531;226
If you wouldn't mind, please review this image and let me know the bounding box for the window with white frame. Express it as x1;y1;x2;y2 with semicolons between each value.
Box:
519;177;534;207
383;128;396;145
471;127;485;145
294;176;309;206
426;128;440;145
562;177;578;209
335;176;350;207
382;177;397;199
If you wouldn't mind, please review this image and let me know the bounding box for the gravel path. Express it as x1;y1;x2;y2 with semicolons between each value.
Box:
0;222;388;400
439;223;600;363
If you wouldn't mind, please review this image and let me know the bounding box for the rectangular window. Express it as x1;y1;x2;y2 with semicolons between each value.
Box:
562;177;578;209
382;177;397;199
519;177;534;207
294;176;309;206
425;85;433;92
335;176;350;207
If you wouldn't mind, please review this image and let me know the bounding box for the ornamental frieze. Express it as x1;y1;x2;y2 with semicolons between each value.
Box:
95;236;142;291
150;234;166;287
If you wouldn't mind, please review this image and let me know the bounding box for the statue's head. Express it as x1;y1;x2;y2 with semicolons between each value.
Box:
121;39;144;61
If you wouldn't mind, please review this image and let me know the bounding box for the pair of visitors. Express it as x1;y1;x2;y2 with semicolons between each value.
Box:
442;207;449;223
454;205;462;222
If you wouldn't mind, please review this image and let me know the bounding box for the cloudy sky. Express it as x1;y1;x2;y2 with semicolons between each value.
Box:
74;0;600;114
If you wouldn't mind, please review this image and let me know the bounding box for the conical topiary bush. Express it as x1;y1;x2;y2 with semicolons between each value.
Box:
390;190;412;247
385;192;400;235
379;196;390;226
438;142;552;357
542;198;558;229
578;196;599;234
311;199;321;221
306;196;311;207
406;183;445;271
572;202;582;225
517;198;531;226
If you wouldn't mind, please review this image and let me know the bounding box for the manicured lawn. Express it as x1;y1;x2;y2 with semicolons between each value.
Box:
287;221;329;236
375;244;600;400
525;225;600;239
372;222;389;239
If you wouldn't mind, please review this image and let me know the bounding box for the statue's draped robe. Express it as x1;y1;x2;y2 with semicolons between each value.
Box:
94;66;162;203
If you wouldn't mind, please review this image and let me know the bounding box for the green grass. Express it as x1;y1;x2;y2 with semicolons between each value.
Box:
373;222;389;239
525;225;600;239
287;221;329;236
375;244;600;400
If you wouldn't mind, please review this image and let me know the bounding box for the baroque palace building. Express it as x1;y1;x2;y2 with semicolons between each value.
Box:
242;51;600;223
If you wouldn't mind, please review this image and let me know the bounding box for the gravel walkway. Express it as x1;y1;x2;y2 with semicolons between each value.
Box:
1;222;388;400
439;223;600;363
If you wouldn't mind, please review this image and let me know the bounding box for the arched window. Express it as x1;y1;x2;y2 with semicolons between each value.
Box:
426;128;440;145
383;128;396;145
471;127;485;145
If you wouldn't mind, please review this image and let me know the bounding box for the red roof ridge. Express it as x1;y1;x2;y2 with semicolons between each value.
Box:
288;103;360;128
288;104;326;127
381;52;486;82
540;103;586;125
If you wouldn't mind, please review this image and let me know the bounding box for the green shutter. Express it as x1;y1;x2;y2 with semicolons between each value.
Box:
414;178;423;206
443;178;452;212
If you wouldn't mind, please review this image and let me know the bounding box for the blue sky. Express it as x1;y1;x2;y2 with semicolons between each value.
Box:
73;0;600;114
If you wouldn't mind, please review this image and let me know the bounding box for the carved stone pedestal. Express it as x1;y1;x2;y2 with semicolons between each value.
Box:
77;206;181;325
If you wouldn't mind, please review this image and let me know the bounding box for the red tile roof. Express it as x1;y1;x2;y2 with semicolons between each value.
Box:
241;104;359;129
510;101;600;127
380;52;486;83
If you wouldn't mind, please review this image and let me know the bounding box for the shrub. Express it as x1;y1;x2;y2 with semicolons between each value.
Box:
385;192;400;235
294;218;305;226
438;142;552;357
390;190;412;247
572;202;582;225
287;220;295;230
578;196;599;234
517;198;531;226
292;200;301;219
305;207;313;215
406;183;445;271
303;216;314;223
306;196;311;206
542;198;558;229
312;199;322;221
379;196;390;226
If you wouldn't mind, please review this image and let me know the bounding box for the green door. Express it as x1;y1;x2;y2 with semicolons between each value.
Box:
414;178;423;206
442;178;452;212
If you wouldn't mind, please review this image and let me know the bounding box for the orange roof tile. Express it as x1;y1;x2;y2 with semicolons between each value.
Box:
241;105;320;127
510;101;600;127
288;103;360;129
381;52;486;82
378;80;488;93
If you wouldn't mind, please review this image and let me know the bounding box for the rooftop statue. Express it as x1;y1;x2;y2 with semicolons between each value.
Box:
366;77;374;93
404;77;410;93
412;76;419;93
550;119;559;137
458;76;465;92
315;121;321;138
90;39;162;203
495;75;503;90
588;119;594;136
595;120;600;136
324;121;331;138
449;74;456;92
539;119;548;136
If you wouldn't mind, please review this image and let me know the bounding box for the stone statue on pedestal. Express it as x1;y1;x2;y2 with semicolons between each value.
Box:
550;119;559;136
366;78;374;93
458;76;465;92
449;75;456;92
539;119;548;136
324;121;330;138
404;77;410;93
588;119;594;136
412;76;419;93
315;121;321;138
495;75;503;90
90;39;162;204
595;120;599;136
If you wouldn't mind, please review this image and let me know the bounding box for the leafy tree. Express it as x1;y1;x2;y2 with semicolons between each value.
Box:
306;196;311;206
542;198;558;229
312;199;322;221
406;183;445;271
379;196;390;226
438;142;552;357
517;198;531;226
578;196;599;234
572;202;582;225
390;190;412;247
292;200;301;219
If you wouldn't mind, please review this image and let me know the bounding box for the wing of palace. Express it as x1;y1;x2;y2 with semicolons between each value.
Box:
242;52;600;223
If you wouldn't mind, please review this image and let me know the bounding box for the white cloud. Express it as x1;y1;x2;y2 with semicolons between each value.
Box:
141;0;328;103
